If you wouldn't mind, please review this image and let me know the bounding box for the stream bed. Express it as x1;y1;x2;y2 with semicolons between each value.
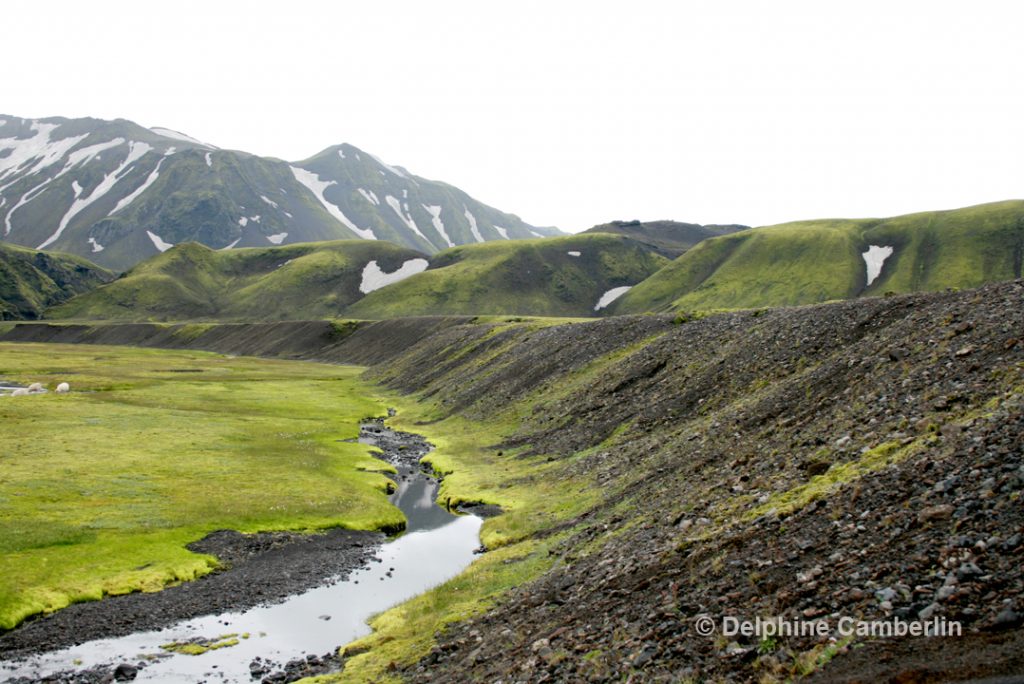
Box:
0;420;482;683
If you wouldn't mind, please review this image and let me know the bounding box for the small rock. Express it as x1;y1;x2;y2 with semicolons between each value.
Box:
956;562;984;581
917;504;954;523
113;663;138;681
991;607;1022;630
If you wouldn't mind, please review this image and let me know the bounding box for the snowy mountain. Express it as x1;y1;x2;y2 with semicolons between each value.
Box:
0;115;559;270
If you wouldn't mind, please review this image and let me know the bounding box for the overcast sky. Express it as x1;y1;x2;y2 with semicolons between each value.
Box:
4;1;1022;232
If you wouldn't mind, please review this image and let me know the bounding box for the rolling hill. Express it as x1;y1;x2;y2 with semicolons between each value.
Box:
613;200;1024;314
0;115;557;271
345;234;669;319
50;234;668;321
0;242;113;320
48;241;428;321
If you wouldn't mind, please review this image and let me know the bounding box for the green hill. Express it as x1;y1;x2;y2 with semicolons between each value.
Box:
0;243;113;320
614;200;1024;314
345;234;668;318
49;240;428;321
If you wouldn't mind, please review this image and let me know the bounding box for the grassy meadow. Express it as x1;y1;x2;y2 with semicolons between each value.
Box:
0;343;402;630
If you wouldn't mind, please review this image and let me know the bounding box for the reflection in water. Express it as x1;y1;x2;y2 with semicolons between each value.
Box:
1;427;482;683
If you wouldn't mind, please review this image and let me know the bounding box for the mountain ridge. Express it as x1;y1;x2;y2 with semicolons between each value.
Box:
0;114;558;270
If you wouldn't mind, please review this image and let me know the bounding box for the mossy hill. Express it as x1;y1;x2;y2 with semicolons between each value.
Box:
0;242;113;320
50;234;667;321
48;240;427;322
345;233;668;318
614;200;1024;314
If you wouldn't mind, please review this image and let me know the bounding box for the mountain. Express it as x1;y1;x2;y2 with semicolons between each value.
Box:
343;233;668;318
0;115;558;271
583;219;748;259
48;240;427;321
614;200;1024;314
0;242;113;320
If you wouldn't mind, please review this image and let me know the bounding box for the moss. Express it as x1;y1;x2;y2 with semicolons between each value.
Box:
744;440;918;521
161;633;240;655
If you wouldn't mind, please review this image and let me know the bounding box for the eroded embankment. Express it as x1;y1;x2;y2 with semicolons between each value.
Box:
359;281;1023;683
0;316;475;366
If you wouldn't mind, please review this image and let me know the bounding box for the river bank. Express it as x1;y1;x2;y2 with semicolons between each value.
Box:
0;420;482;683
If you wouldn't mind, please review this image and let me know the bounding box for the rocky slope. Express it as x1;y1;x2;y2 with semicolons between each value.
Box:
0;242;113;320
614;200;1024;314
362;281;1023;682
0;115;556;270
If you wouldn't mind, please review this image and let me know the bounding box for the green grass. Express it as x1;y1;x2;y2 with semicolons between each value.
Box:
616;200;1024;313
344;233;668;319
0;343;404;629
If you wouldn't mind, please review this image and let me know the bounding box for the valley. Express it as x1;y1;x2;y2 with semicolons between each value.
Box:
0;278;1021;682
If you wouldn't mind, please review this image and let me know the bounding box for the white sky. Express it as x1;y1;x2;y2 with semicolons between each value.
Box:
3;0;1022;232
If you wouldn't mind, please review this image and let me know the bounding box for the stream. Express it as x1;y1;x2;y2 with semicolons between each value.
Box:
0;420;482;683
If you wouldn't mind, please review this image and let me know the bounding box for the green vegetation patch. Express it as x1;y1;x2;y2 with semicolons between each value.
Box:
161;633;242;655
0;343;403;629
616;200;1024;314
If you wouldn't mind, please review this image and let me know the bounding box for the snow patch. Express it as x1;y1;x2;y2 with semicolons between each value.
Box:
260;195;278;209
61;138;125;171
163;147;176;156
464;208;484;242
530;230;545;238
0;122;89;183
238;217;248;227
39;142;152;249
357;188;380;205
337;149;345;159
385;195;429;243
146;230;173;252
87;237;104;253
289;165;376;240
359;258;429;294
266;232;288;245
594;286;632;311
111;157;165;214
149;127;216;149
402;188;408;199
567;251;581;257
205;152;213;167
221;238;241;250
494;225;510;240
72;181;83;197
862;245;894;287
422;204;454;248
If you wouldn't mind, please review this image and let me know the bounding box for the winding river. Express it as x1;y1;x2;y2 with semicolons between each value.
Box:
0;422;482;683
